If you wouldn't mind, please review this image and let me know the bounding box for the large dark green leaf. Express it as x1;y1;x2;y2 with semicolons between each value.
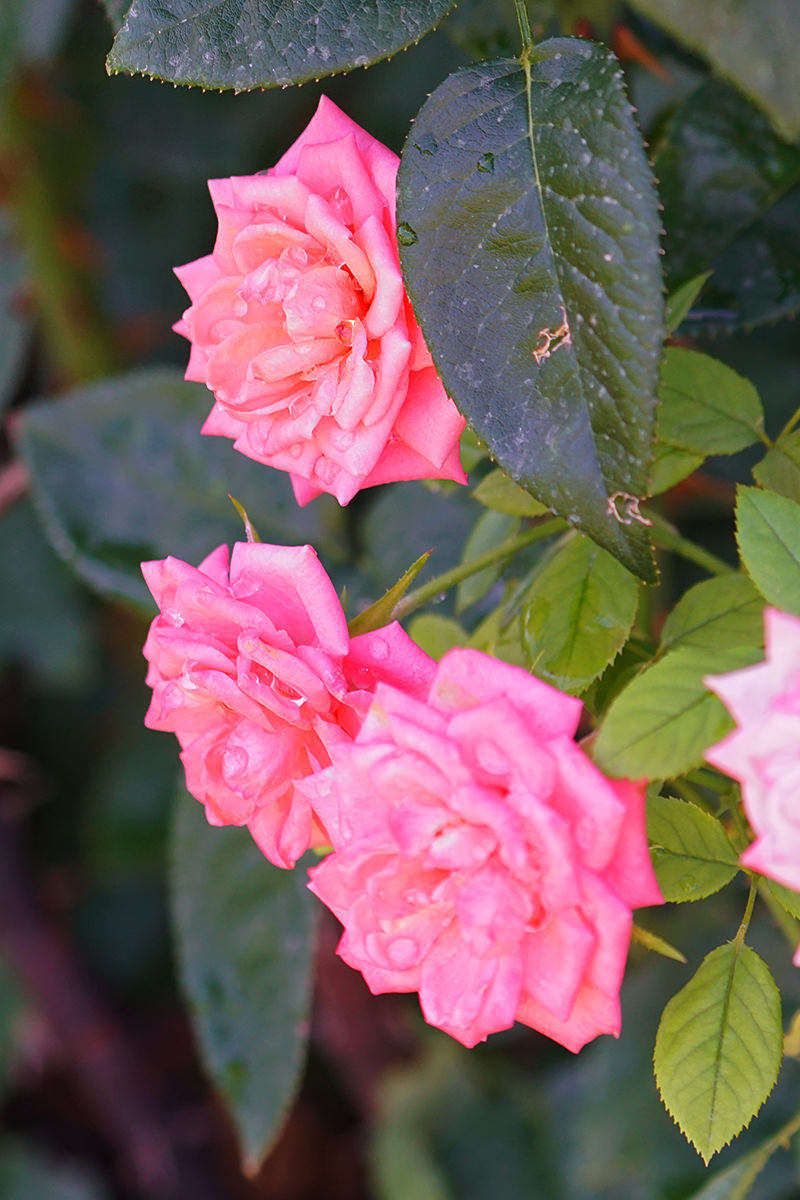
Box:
398;42;663;581
171;789;316;1173
656;80;800;332
107;0;453;89
629;0;800;141
17;368;342;611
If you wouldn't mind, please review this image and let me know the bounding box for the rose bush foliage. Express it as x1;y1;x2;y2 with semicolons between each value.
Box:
174;96;466;506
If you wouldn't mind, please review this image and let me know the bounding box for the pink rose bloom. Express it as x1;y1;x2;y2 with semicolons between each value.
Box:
706;608;800;963
173;95;466;506
304;648;662;1050
142;541;435;868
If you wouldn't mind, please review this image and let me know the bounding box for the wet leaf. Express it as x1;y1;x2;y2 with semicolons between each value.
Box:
108;0;454;89
398;41;663;581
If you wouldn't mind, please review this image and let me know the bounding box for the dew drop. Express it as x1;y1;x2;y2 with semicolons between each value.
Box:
477;152;495;173
288;443;304;459
331;429;355;451
368;635;389;661
387;937;420;968
397;223;418;246
415;132;437;155
311;295;326;311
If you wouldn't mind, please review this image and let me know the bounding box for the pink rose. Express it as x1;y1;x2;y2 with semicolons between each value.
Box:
142;542;435;868
706;608;800;963
305;648;662;1050
174;96;466;506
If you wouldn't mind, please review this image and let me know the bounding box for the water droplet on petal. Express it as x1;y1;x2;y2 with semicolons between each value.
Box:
397;223;418;247
369;636;389;661
288;443;304;459
476;740;507;775
387;937;419;968
311;295;327;311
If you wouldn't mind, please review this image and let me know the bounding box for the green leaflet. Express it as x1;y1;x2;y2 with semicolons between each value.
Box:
171;790;316;1173
521;532;639;693
592;644;761;781
647;794;739;903
107;0;453;89
736;486;800;617
398;41;663;581
754;430;800;505
659;574;764;658
654;942;782;1163
657;349;764;457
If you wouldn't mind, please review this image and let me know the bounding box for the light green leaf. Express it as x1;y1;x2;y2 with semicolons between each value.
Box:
665;272;712;335
764;879;800;922
657;349;764;457
407;614;468;660
171;789;316;1173
593;644;762;781
398;41;664;581
108;0;453;89
647;794;739;903
521;532;638;693
456;510;519;615
753;430;800;505
473;469;549;518
654;942;783;1162
17;369;341;611
629;0;800;141
736;486;800;616
648;441;704;497
659;574;764;658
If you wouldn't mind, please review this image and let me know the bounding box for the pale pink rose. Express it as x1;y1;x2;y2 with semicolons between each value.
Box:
305;648;662;1050
706;608;800;963
142;542;435;868
173;96;466;506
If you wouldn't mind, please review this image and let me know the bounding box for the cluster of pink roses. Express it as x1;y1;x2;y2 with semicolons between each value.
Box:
143;540;662;1050
147;90;800;1051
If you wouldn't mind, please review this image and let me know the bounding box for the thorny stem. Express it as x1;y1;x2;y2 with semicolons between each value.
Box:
646;510;734;577
391;517;566;622
514;0;535;54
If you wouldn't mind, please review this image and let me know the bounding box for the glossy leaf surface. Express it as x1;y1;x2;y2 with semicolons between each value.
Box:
108;0;453;89
18;369;338;611
398;42;663;580
657;80;800;333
